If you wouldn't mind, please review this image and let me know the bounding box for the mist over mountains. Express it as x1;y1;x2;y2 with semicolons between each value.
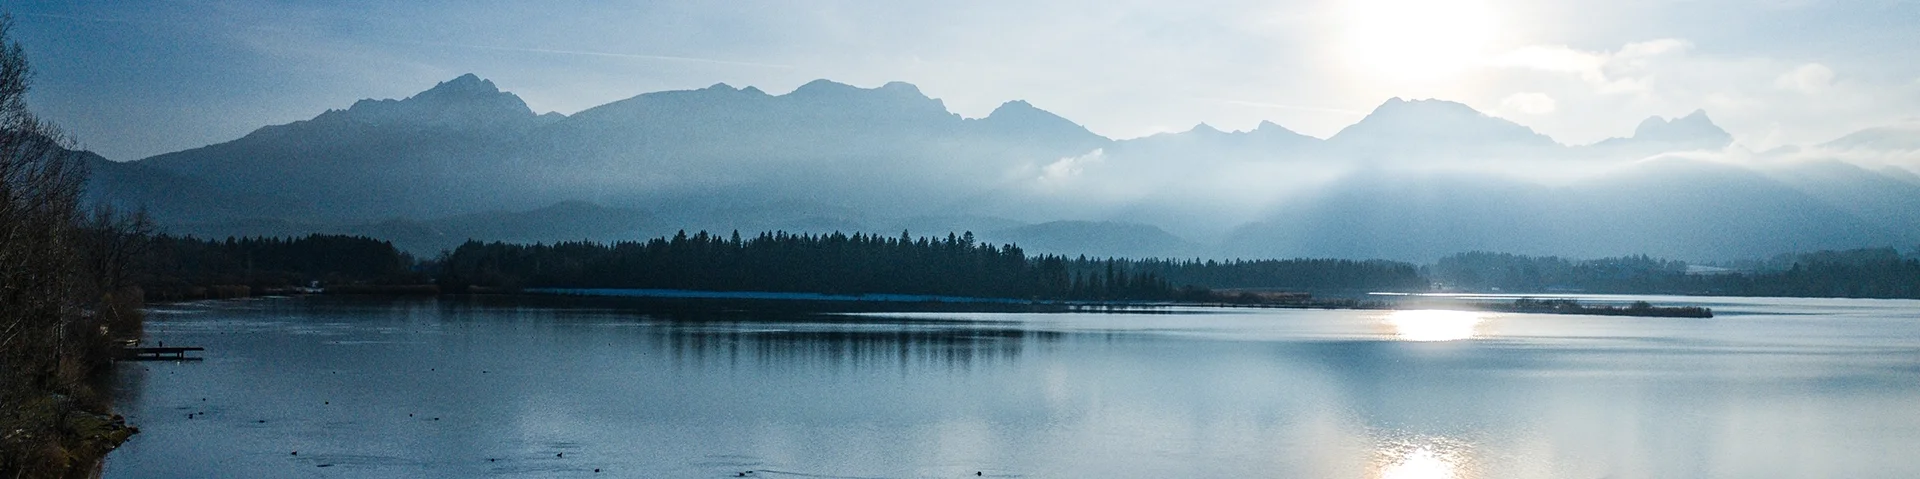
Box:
83;74;1920;261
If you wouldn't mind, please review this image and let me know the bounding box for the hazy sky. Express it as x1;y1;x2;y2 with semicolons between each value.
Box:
14;0;1920;161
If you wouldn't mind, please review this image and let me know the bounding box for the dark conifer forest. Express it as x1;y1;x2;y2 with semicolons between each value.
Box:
437;230;1187;300
138;234;422;297
101;229;1920;302
1430;249;1920;298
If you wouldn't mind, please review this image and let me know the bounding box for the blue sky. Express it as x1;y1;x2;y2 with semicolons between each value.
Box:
13;0;1920;160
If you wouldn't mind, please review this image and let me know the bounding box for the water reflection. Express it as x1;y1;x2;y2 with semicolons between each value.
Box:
643;318;1059;373
1385;310;1484;341
103;296;1920;478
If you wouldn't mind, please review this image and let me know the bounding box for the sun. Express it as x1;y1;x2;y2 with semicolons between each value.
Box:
1340;0;1498;80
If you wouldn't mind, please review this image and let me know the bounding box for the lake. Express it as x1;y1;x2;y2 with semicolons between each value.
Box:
104;295;1920;478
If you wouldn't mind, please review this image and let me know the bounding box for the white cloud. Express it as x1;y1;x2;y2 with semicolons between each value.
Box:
1040;148;1105;183
1499;92;1558;115
1475;37;1919;149
1775;63;1835;94
1492;45;1605;75
1491;39;1692;95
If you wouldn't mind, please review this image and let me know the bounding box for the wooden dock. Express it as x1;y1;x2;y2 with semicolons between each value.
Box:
119;347;205;361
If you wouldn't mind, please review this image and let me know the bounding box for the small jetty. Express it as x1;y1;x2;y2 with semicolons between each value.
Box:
118;347;205;361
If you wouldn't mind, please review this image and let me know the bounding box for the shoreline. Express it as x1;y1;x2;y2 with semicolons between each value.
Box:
152;286;1714;318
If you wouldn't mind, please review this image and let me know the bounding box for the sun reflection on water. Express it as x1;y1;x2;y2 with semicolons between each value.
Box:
1373;436;1473;479
1378;446;1460;479
1385;310;1484;341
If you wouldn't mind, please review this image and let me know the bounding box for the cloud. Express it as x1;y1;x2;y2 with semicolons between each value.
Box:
1040;148;1106;183
1499;92;1558;115
1477;38;1920;149
1491;39;1692;94
1775;63;1834;94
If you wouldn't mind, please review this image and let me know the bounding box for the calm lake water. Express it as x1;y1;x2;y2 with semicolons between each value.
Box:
105;295;1920;478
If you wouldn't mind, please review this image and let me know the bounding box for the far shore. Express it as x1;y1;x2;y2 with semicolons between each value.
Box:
145;284;1714;318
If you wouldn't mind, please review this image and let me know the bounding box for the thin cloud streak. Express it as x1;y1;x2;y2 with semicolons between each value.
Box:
15;11;139;24
402;40;797;70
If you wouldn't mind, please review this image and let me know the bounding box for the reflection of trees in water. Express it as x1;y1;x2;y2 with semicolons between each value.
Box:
643;316;1059;372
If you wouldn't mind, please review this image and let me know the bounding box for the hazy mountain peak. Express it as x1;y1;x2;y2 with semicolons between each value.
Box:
988;100;1039;116
1252;120;1314;140
879;81;924;96
983;100;1095;134
1822;121;1920;151
985;100;1072;123
1630;109;1732;147
789;79;861;96
776;79;951;118
417;73;498;98
1367;97;1484;118
1188;123;1223;134
318;74;537;131
1329;97;1557;153
784;79;937;101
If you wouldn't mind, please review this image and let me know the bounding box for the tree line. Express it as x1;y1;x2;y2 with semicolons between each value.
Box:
137;234;423;299
1430;248;1920;298
1090;257;1427;292
123;232;1920;302
438;230;1190;301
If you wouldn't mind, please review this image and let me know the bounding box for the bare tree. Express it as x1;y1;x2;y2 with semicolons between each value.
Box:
0;12;89;390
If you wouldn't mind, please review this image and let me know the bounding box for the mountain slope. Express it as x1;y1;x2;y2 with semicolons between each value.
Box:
80;149;312;224
85;75;1920;261
1582;110;1734;158
1327;98;1560;162
1222;158;1906;261
514;80;1109;217
137;74;559;220
984;221;1201;259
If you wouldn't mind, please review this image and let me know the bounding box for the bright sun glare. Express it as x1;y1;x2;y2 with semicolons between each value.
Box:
1378;447;1462;479
1386;310;1484;341
1341;0;1497;80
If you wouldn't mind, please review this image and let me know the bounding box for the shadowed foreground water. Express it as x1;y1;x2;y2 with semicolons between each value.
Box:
105;295;1920;478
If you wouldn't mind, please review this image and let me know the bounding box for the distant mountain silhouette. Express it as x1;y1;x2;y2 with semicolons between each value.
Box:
170;200;654;255
1108;121;1320;163
81;149;314;223
504;79;1108;218
1327;98;1560;162
1583;110;1734;158
984;221;1201;259
1821;121;1920;151
87;74;1920;261
139;74;561;220
1221;159;1911;260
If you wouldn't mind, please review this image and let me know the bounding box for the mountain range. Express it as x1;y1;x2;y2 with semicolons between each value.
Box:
81;74;1920;261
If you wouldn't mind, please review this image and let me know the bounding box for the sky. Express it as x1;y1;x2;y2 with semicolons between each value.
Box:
12;0;1920;161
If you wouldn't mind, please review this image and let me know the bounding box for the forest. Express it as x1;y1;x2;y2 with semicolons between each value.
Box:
433;230;1450;301
118;231;1920;302
1431;249;1920;298
438;230;1187;301
137;234;424;299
